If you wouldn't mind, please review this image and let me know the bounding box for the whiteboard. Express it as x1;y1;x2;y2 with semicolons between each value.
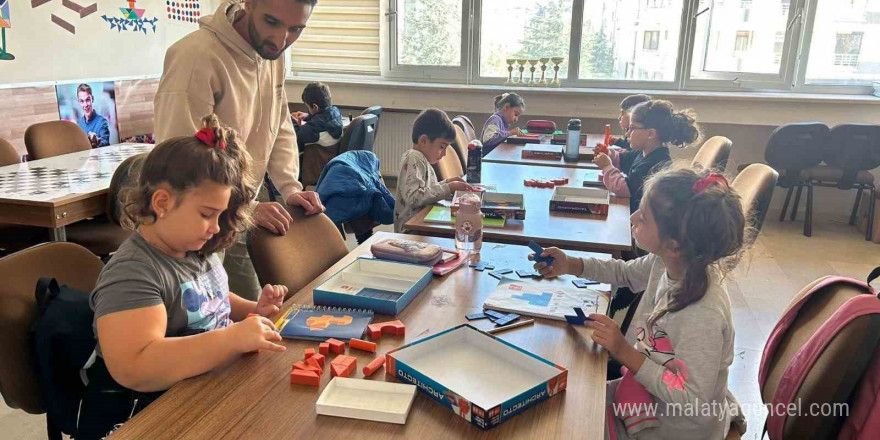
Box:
0;0;224;86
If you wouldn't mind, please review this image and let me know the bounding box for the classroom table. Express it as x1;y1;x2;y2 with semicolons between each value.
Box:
483;135;606;170
405;162;632;258
110;232;610;440
0;143;153;241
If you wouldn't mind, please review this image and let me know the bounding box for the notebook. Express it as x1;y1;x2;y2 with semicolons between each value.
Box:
482;279;611;321
423;206;506;227
276;304;374;341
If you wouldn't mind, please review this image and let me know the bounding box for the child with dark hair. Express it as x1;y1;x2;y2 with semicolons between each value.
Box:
532;167;748;440
393;108;475;232
77;114;288;439
480;92;525;155
594;99;701;212
611;94;652;150
292;82;344;149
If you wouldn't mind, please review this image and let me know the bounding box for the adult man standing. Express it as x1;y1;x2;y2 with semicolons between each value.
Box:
154;0;325;300
76;83;110;148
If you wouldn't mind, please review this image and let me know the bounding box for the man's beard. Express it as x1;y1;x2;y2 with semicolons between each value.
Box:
248;16;284;60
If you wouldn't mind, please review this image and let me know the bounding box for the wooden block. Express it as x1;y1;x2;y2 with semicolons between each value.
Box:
291;369;320;386
51;14;76;34
292;361;310;371
363;355;386;377
306;357;324;375
367;320;406;340
311;353;326;367
349;338;377;353
318;342;330;355
326;338;345;354
304;348;316;359
330;364;349;378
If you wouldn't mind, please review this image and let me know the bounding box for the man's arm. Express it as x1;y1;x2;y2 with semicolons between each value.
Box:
98;118;110;146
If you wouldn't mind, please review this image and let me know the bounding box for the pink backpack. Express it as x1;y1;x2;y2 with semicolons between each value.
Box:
759;267;880;439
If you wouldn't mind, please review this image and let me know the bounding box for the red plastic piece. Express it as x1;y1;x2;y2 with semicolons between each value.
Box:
552;178;567;185
349;338;377;353
367;320;406;340
326;338;346;355
330;355;357;377
319;342;330;355
306;357;324;375
291;369;320;386
596;143;608;155
304;348;316;359
524;179;538;187
246;313;261;318
363;355;386;377
293;361;310;371
330;364;348;377
311;353;326;367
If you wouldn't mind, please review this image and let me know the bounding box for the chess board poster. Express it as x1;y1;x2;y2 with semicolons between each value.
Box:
56;81;121;148
483;279;610;321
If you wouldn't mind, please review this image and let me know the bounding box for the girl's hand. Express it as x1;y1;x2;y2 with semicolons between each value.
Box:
509;127;524;137
528;247;577;278
593;152;612;169
586;314;628;358
254;284;287;316
228;316;286;354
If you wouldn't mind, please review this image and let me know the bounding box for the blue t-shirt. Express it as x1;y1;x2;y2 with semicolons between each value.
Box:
78;112;110;147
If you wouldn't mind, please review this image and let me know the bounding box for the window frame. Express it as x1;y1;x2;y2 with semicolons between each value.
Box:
375;0;879;95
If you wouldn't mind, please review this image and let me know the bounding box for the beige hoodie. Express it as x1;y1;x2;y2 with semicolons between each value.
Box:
154;0;302;201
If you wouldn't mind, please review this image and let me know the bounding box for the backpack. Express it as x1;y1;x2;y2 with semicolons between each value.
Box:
31;277;96;437
759;267;880;440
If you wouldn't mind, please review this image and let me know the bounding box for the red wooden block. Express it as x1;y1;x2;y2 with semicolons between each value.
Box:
306;357;324;375
552;178;567;185
292;361;310;371
291;369;320;386
524;179;537;187
349;338;377;353
330;364;349;378
367;320;406;340
330;355;358;377
311;353;326;367
363;355;386;377
326;338;346;354
304;348;316;359
319;342;330;355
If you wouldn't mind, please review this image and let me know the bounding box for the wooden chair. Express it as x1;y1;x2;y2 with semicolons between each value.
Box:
299;142;341;188
691;136;733;172
247;205;349;299
451;125;469;172
434;144;465;182
24;121;92;160
0;138;46;254
452;115;477;142
0;137;20;166
0;242;103;438
731;164;779;235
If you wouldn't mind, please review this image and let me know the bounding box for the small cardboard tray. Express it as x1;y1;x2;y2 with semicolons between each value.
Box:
452;191;526;220
386;324;567;429
549;186;610;215
313;258;433;316
316;377;417;424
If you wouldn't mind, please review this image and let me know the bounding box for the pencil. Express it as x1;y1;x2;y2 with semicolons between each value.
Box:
486;319;535;334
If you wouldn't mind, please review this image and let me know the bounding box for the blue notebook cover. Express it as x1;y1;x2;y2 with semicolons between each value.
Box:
277;305;374;341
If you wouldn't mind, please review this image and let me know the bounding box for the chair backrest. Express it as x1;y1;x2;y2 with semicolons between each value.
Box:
691;136;732;172
452;116;477;144
247;206;349;299
824;124;880;172
360;106;383;140
107;153;147;226
339;114;378;153
0;242;103;415
731;163;779;234
764;123;828;182
24;121;92;160
0;137;21;166
451;125;469;171
434;144;465;181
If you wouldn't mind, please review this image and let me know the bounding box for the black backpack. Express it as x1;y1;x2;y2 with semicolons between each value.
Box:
31;277;97;436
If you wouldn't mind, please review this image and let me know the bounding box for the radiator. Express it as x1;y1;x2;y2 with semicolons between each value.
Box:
373;111;419;176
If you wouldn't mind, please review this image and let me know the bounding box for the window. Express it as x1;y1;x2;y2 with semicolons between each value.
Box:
397;0;462;66
781;0;791;16
734;31;752;53
773;31;785;64
289;0;380;74
805;0;880;83
478;0;573;79
742;7;750;22
643;31;660;50
577;0;684;81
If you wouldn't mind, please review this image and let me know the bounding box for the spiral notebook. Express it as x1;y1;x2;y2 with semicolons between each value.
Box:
276;305;374;341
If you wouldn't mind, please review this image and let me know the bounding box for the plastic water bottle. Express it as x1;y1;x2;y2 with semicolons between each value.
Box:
604;124;612;147
466;140;482;184
455;194;483;252
564;119;581;162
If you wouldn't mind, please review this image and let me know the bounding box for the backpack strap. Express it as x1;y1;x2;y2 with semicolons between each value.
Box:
34;277;61;317
868;266;880;290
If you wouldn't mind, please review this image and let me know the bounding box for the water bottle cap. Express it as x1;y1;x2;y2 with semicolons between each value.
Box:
568;119;581;129
468;140;482;150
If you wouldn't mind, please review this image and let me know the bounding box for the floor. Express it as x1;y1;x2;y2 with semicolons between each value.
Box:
3;215;878;440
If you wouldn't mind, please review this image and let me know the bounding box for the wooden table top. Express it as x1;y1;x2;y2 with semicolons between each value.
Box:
405;162;633;257
483;136;605;170
111;232;610;440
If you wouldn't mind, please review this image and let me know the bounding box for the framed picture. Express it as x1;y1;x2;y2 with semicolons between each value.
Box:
56;81;120;147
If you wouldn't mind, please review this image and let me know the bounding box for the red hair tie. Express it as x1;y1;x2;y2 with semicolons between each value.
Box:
194;127;227;151
692;173;728;194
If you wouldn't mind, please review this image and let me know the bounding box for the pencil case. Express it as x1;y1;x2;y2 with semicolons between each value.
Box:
370;238;443;266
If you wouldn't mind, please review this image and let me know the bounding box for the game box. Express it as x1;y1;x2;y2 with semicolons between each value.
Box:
313;258;433;316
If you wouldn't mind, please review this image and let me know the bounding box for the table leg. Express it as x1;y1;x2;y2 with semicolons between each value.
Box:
52;226;67;242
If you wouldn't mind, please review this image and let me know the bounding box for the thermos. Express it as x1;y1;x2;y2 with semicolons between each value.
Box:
564;119;581;162
466;140;482;183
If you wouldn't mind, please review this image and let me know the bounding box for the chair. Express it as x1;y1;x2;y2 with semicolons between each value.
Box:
0;242;103;437
0;137;21;166
451;125;469;172
800;124;879;239
24;121;92;160
300;142;341;188
731;164;779;235
247;205;349;299
105;153;146;226
360;106;383;140
691;136;733;172
340;114;379;153
452;115;477;142
763;123;829;231
0;138;46;254
434;144;465;182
